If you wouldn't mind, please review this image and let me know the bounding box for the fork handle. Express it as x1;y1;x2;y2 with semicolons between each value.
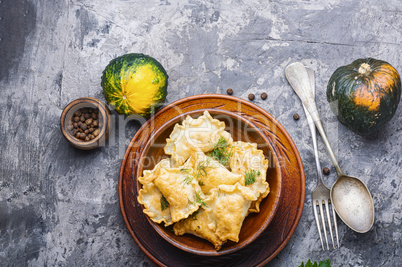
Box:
285;62;344;176
303;68;325;185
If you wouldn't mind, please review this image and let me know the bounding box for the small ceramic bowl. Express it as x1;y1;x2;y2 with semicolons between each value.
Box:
136;109;282;256
60;97;111;150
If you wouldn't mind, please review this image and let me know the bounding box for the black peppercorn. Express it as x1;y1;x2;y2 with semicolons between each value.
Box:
293;113;300;120
227;88;233;95
70;107;101;141
323;167;330;175
261;92;267;100
248;94;255;101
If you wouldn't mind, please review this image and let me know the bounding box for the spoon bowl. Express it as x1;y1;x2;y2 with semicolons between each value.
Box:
331;175;375;233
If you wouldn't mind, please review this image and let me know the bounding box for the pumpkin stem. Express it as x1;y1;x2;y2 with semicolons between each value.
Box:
358;63;371;75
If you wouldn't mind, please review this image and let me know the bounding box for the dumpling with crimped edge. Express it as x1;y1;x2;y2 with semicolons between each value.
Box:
138;159;170;185
188;149;243;195
153;167;205;222
173;208;225;250
137;182;173;226
204;183;256;243
164;110;233;165
230;141;270;207
248;185;270;213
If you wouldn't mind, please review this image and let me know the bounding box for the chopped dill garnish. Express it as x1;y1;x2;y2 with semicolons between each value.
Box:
191;210;199;220
195;158;210;179
180;168;191;173
196;159;209;177
245;170;261;186
211;137;232;166
182;175;193;185
195;159;210;186
195;191;207;207
160;195;169;211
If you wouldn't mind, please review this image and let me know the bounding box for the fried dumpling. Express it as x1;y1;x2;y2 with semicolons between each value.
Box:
153;167;205;222
138;159;170;185
173;208;225;250
204;183;256;242
164;110;233;165
137;182;173;226
230;141;269;203
188;149;242;194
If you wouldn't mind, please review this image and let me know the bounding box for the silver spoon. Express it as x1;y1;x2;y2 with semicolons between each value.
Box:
285;62;375;233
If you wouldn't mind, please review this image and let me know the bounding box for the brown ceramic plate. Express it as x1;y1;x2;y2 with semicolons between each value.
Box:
119;94;305;266
136;108;282;255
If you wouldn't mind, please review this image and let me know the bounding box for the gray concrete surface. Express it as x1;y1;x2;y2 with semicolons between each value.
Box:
0;0;401;266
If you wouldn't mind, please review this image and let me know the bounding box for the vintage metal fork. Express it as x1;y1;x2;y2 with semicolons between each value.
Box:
287;66;340;250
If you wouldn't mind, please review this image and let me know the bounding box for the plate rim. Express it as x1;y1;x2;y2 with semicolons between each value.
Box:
118;94;305;266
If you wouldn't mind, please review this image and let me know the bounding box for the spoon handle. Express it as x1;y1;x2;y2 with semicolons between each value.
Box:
285;62;344;176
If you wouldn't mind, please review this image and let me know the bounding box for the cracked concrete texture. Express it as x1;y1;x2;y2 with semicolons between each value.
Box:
0;0;400;266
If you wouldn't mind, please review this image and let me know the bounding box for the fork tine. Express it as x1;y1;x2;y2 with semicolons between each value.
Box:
324;199;336;249
318;200;329;250
313;200;325;250
331;203;340;248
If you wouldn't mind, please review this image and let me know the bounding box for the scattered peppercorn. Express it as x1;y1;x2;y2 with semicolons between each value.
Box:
323;167;330;175
227;88;233;95
70;107;101;141
261;92;267;100
248;94;255;101
293;113;300;120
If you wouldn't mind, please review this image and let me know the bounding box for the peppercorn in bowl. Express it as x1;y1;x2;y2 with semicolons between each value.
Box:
60;97;111;150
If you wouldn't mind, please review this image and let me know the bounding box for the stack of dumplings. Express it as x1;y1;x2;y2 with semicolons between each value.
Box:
137;111;270;250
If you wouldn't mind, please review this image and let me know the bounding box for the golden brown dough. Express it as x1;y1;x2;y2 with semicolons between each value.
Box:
153;167;204;222
173;208;225;250
204;183;256;242
137;182;173;226
164;111;232;165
